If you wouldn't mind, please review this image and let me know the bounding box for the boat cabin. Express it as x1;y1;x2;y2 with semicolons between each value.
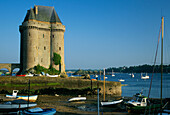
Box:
12;90;19;97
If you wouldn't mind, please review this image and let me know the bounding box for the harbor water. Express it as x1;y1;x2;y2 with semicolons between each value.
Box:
89;73;170;98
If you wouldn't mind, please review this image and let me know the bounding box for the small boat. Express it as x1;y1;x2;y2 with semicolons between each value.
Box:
16;95;38;102
101;69;123;106
20;107;56;115
125;92;161;113
93;74;98;78
6;90;38;102
91;79;97;81
131;73;134;78
112;70;115;76
16;75;26;77
46;73;59;77
101;99;123;106
26;73;34;77
141;73;149;79
0;99;37;112
125;92;147;107
68;96;86;102
118;79;125;82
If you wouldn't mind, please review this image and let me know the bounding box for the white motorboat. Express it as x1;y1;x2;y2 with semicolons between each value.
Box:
126;93;148;107
141;73;149;79
118;79;125;82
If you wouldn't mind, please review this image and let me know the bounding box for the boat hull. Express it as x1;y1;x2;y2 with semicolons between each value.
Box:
6;95;38;102
68;97;86;102
17;95;38;102
22;108;56;115
0;103;37;112
101;99;123;106
126;104;161;113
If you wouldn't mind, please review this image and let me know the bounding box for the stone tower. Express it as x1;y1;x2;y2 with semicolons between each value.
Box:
19;5;65;73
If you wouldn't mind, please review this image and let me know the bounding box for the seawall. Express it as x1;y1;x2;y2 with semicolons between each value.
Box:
0;76;121;96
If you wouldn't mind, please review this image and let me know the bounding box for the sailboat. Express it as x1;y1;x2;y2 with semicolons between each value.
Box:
112;69;115;76
126;17;168;113
100;69;123;106
131;73;134;78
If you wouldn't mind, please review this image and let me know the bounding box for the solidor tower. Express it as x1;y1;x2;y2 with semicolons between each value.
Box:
19;5;65;73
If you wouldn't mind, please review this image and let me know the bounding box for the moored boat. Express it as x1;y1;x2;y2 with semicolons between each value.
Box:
16;95;38;102
118;79;125;82
6;90;38;102
0;99;37;112
101;69;123;106
141;73;149;79
101;99;123;106
68;96;86;102
20;107;56;115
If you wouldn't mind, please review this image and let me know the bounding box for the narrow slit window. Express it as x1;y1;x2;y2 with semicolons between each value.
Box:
43;34;44;38
44;46;46;50
59;47;61;51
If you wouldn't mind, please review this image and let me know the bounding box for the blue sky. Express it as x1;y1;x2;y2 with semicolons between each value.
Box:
0;0;170;69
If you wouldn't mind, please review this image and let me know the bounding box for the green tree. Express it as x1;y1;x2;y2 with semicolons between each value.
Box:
53;53;61;65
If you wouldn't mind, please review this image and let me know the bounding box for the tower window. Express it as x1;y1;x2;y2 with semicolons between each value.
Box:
43;34;44;38
59;47;61;51
29;32;30;36
44;46;46;50
53;35;54;38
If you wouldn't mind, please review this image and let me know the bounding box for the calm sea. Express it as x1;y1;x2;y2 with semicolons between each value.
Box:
68;73;170;99
91;73;170;98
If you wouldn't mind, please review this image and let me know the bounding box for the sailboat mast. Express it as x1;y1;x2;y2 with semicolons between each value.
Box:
161;16;164;106
103;68;105;101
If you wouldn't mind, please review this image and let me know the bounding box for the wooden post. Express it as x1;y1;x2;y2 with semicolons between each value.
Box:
91;79;92;91
27;79;30;110
161;16;164;107
97;76;100;115
103;68;105;101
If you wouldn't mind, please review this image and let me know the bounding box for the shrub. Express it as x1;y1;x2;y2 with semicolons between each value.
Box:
48;65;60;75
34;64;60;75
53;53;61;65
60;72;68;78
